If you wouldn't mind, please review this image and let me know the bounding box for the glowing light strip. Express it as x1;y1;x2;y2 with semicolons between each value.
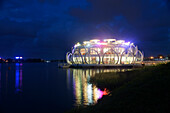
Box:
96;42;107;45
90;39;100;43
83;41;90;44
123;42;130;46
116;40;125;44
103;39;116;43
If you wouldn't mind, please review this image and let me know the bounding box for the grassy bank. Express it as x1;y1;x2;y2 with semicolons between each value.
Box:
67;63;170;113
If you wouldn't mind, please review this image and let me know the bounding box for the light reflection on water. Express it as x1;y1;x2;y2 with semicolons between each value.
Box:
67;68;128;106
0;64;1;89
0;63;131;113
15;63;23;93
0;64;1;102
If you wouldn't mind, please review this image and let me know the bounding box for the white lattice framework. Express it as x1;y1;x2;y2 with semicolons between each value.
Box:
66;39;144;65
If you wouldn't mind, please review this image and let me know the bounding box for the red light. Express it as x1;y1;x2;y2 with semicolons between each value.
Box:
97;88;108;99
102;88;108;95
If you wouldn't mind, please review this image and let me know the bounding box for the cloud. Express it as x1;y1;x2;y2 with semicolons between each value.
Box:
0;0;169;59
69;0;170;56
0;0;88;59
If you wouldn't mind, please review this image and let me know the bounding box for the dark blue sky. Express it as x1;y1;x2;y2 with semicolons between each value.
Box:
0;0;170;59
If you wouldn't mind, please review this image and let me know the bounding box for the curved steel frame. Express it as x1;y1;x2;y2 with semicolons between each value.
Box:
120;50;135;64
102;49;119;64
84;49;100;64
72;50;83;64
66;41;143;65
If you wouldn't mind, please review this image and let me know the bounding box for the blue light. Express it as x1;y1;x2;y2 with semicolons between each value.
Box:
15;57;20;59
15;56;23;59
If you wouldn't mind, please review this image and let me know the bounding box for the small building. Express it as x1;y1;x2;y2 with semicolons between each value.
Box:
66;39;143;65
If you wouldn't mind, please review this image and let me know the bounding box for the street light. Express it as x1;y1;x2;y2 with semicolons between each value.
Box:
150;56;154;59
159;56;163;59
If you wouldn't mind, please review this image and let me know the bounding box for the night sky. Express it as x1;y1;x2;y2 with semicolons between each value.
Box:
0;0;170;59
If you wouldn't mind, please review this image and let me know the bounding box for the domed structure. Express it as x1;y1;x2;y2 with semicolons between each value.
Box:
66;39;143;65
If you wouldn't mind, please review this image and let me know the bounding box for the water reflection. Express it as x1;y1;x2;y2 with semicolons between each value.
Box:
0;64;1;89
15;63;23;93
66;69;71;90
0;64;1;101
68;68;128;106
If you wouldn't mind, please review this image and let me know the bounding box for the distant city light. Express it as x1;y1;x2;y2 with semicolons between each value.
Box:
150;56;154;59
15;57;20;59
15;56;23;60
46;60;50;63
159;56;163;59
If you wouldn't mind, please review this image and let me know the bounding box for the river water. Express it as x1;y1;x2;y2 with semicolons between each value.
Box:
0;63;125;113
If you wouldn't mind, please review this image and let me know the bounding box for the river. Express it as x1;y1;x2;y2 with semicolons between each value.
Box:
0;63;126;113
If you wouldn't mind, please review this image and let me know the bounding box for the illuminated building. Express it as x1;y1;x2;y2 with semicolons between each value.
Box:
66;39;143;65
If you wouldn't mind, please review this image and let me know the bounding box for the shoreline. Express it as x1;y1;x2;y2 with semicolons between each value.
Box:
66;63;170;113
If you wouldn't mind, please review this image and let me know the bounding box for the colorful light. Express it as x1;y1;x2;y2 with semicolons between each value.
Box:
96;88;108;99
66;38;143;65
96;42;107;45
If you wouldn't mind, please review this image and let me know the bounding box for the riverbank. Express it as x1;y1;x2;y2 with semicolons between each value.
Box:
67;63;170;113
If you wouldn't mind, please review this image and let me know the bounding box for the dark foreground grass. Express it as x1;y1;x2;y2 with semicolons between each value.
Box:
67;63;170;113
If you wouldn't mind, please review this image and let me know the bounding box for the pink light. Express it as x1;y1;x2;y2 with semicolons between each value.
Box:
97;88;108;99
97;89;103;99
